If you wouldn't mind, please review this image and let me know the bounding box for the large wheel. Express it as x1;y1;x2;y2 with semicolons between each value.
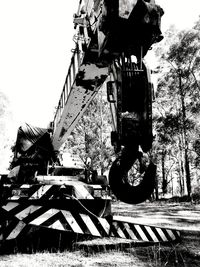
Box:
109;148;156;204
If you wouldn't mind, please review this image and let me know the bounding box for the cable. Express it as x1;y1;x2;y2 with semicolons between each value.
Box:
64;184;110;219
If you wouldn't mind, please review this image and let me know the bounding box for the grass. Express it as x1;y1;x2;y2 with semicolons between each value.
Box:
1;242;200;267
0;250;147;267
1;235;200;267
1;201;200;266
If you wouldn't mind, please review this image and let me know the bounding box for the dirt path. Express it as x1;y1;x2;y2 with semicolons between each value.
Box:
112;201;200;231
112;201;200;264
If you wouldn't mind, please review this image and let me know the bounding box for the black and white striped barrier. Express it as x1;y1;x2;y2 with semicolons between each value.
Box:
1;202;180;243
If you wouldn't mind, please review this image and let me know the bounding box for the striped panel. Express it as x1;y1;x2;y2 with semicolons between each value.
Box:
97;217;110;235
27;209;110;238
48;220;65;231
112;221;126;239
8;184;41;200
134;225;149;241
0;203;180;243
15;205;42;220
27;208;180;243
123;222;138;240
1;202;47;225
9;185;30;200
1;203;111;239
2;202;20;212
166;228;177;240
143;225;160;242
73;184;93;199
29;209;60;226
6;221;26;240
111;219;180;243
1;215;23;242
29;185;53;199
7;184;99;201
61;210;83;234
80;214;101;236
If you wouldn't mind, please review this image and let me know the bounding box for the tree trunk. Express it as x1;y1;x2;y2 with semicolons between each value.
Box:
178;136;185;196
171;173;174;196
179;71;191;197
184;149;191;197
161;149;167;195
155;174;159;200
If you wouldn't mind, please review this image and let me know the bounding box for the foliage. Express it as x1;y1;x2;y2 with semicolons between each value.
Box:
65;86;114;175
0;91;14;172
152;19;200;197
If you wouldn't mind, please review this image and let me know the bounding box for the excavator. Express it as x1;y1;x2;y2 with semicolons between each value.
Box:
0;0;180;252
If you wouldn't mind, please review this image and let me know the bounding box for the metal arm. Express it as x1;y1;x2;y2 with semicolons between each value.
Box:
52;0;164;203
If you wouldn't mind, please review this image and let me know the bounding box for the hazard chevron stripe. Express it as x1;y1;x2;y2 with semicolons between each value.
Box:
0;204;180;243
29;185;53;199
80;214;101;236
73;185;94;199
111;218;181;242
2;202;20;212
6;183;103;200
15;205;42;220
61;210;83;234
6;221;26;240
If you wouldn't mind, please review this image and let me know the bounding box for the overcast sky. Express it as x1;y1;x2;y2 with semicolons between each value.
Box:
0;0;79;128
158;0;200;30
0;0;200;131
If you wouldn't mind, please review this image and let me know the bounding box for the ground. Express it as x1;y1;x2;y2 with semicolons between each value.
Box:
113;201;200;232
0;201;200;266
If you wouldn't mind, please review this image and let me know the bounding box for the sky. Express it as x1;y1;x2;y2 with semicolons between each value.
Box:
0;0;200;128
0;0;200;171
0;0;79;129
157;0;200;31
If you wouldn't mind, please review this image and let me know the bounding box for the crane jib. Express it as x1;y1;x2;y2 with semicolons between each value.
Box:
51;0;164;204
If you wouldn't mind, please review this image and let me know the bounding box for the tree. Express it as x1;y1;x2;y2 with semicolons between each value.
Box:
65;86;114;175
0;91;14;173
153;22;200;197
